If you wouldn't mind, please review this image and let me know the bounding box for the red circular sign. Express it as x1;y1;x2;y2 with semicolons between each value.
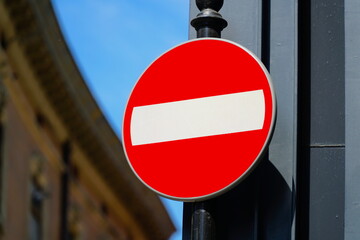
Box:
123;38;276;201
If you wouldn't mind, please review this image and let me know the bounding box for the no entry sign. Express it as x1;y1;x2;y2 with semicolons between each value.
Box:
122;38;276;201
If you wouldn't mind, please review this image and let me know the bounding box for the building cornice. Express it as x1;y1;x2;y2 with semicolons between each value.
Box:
0;0;175;238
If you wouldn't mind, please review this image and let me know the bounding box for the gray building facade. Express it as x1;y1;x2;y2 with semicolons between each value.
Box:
184;0;360;239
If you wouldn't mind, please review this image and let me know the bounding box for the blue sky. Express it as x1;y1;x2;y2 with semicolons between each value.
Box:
52;0;189;239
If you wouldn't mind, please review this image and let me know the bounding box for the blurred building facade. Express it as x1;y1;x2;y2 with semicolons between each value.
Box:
0;0;174;239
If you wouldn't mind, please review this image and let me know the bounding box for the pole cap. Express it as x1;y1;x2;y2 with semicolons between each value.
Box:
196;0;224;12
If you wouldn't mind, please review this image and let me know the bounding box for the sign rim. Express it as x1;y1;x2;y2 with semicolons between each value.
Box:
122;37;277;202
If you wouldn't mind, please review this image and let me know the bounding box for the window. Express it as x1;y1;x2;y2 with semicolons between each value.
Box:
68;204;81;240
28;154;47;240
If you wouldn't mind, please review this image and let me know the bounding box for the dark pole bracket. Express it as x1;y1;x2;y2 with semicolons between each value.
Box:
191;9;228;38
191;0;228;38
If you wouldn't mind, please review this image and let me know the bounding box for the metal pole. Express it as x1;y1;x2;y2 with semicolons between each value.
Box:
185;1;227;240
191;0;227;38
190;201;216;240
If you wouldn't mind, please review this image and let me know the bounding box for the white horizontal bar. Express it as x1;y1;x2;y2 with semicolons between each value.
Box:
130;90;265;145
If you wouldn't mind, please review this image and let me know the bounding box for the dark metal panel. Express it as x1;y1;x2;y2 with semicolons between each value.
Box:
297;1;346;240
183;169;259;240
183;159;293;240
297;1;346;239
344;0;360;239
187;2;264;239
210;173;259;240
220;0;262;55
310;0;345;145
267;1;298;239
193;0;299;203
268;0;298;219
309;147;345;240
188;1;197;39
187;1;298;240
255;159;293;240
187;1;300;239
